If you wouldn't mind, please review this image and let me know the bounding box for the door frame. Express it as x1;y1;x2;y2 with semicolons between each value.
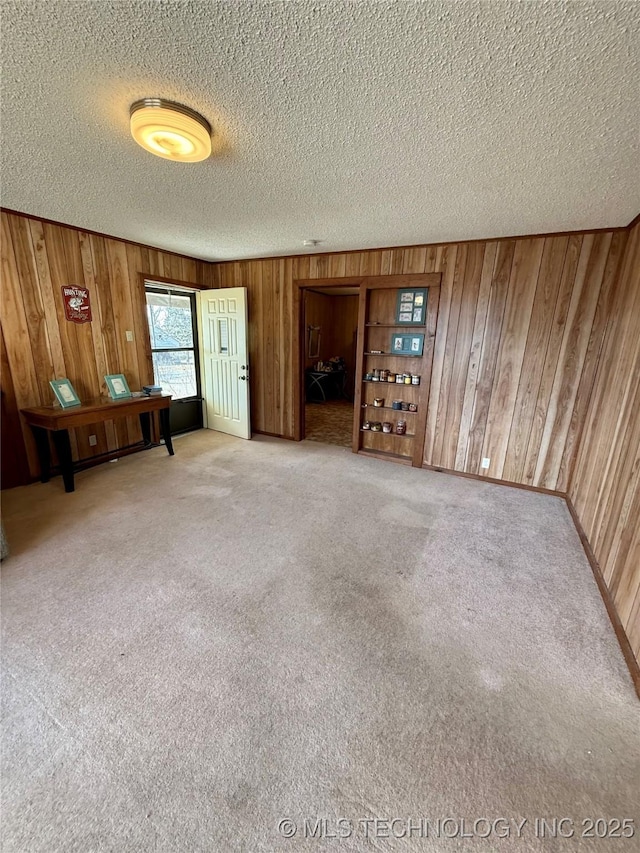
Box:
293;274;441;453
293;277;364;441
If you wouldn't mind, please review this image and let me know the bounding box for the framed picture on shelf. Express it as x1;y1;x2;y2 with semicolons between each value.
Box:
390;333;425;356
50;378;81;408
395;288;427;324
105;373;132;400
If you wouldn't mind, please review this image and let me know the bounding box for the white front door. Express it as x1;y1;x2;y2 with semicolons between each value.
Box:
197;287;251;439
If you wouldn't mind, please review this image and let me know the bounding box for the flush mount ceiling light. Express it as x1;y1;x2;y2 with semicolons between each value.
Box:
129;98;211;162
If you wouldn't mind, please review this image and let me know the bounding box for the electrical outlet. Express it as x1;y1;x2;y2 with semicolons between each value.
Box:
125;330;134;342
89;435;97;446
481;457;490;469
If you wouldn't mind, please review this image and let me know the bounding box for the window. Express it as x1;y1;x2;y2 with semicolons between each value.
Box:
145;286;200;400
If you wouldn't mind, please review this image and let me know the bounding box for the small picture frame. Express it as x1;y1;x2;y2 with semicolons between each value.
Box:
50;378;81;408
105;373;132;400
390;333;425;356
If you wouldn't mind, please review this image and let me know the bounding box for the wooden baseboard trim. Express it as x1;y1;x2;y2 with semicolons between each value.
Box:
421;463;561;496
358;448;413;466
565;497;640;699
253;430;296;441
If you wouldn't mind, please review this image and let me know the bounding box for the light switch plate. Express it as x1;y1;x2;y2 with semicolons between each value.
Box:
125;330;134;342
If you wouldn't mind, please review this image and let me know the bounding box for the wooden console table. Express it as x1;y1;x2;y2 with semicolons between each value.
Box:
21;394;174;493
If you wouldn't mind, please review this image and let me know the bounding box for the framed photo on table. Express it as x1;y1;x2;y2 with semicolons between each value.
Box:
50;378;81;408
105;373;132;400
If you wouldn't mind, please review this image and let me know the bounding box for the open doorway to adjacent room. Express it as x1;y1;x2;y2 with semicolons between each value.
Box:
300;284;360;448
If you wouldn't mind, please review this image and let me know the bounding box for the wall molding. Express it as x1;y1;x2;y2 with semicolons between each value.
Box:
0;206;208;263
422;464;561;497
3;205;633;268
213;225;631;265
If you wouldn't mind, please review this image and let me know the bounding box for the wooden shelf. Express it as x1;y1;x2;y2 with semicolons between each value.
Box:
364;351;424;357
361;429;414;438
353;277;440;468
361;405;417;413
366;323;426;328
362;379;421;387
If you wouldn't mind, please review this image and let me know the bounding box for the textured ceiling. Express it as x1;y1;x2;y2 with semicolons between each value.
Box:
1;1;639;261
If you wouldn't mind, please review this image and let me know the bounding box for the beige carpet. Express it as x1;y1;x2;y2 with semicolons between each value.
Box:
1;431;639;852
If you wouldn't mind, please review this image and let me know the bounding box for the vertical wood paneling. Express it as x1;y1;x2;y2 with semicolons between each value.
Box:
27;220;67;380
1;216;41;412
481;238;544;478
502;236;568;483
455;241;497;471
464;240;514;473
424;244;458;464
569;221;640;665
1;211;207;480
556;231;628;491
534;233;612;488
443;242;484;469
521;235;583;483
432;244;468;467
212;230;625;499
7;216;54;405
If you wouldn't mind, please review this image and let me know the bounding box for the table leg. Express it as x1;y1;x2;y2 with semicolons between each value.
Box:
51;429;75;493
307;374;327;402
139;411;152;445
159;408;174;456
31;426;51;483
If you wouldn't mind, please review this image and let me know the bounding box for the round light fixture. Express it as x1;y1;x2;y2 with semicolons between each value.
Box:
130;98;211;162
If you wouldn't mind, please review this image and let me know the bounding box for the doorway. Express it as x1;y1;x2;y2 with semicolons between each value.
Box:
301;285;359;448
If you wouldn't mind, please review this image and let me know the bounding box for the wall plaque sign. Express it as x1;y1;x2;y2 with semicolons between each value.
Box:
62;286;92;324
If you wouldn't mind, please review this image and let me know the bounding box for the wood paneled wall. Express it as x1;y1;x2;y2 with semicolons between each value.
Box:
304;291;336;368
211;230;627;492
1;210;209;478
569;222;640;664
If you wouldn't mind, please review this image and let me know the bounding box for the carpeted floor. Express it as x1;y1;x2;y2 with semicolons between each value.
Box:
305;400;354;447
1;431;639;852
